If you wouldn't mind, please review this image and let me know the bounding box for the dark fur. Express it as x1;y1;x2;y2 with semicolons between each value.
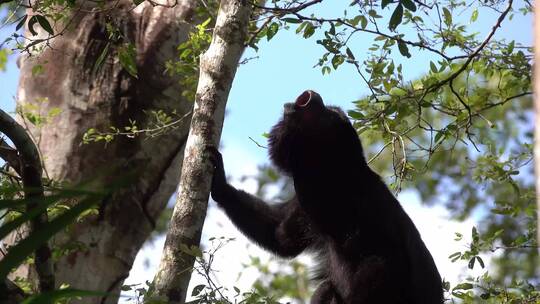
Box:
209;90;444;304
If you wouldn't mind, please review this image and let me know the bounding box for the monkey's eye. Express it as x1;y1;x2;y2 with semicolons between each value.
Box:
295;91;311;107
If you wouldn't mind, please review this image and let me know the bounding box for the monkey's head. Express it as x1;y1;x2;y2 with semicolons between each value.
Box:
268;90;366;175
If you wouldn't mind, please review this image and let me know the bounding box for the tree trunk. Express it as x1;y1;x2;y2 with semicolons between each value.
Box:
12;1;198;302
151;1;251;303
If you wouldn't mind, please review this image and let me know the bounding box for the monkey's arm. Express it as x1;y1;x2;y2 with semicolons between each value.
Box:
208;147;311;257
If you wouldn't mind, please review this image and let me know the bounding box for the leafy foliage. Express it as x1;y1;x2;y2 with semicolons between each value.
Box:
165;16;215;101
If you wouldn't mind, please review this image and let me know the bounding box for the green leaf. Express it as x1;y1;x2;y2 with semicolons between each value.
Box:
442;7;452;26
347;110;364;119
389;87;407;96
346;47;355;60
296;22;308;34
133;0;145;5
321;66;331;75
513;235;528;246
331;55;344;69
0;49;9;71
507;40;515;53
0;194;78;240
477;256;485;268
349;15;361;26
389;4;403;31
192;284;205;296
329;23;336;35
430;61;437;73
470;9;479;22
360;15;368;29
93;43;110;74
368;10;383;18
0;195;101;279
397;40;411;57
15;15;27;31
267;22;279;40
468;257;476;269
454;283;474;290
434;131;446;144
35;15;54;35
303;23;315;38
472;226;479;242
190;245;203;257
401;0;417;12
381;0;392;9
281;18;301;23
27;16;39;36
118;43;138;78
22;289;108;304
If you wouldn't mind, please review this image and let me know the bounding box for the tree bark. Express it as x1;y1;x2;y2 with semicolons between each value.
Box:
11;1;198;302
151;1;251;303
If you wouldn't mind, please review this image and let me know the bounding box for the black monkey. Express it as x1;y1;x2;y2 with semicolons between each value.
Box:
208;90;444;304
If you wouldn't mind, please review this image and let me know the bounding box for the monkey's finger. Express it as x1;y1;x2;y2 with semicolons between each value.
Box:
206;145;223;166
206;145;218;153
208;155;221;170
205;145;221;159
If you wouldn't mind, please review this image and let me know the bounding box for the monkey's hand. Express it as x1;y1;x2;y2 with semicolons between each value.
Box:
207;146;234;204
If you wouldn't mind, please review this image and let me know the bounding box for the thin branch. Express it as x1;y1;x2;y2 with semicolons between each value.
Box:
0;137;22;175
252;0;323;13
285;12;468;61
449;80;480;152
368;141;392;164
478;91;532;112
425;0;513;94
246;15;274;47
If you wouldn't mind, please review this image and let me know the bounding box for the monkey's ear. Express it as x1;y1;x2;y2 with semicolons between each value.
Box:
327;106;349;122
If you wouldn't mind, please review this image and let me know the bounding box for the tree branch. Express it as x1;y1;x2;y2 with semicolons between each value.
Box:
150;0;252;303
0;109;54;292
426;0;513;93
0;137;21;175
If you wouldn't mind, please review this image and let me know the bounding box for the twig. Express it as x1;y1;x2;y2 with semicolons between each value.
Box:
368;141;392;164
425;0;514;94
449;80;480;152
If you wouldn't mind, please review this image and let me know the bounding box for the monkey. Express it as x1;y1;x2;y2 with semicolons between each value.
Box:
208;90;444;304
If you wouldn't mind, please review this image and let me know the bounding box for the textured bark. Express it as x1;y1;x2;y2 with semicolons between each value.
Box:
11;1;198;302
1;278;26;303
151;1;251;303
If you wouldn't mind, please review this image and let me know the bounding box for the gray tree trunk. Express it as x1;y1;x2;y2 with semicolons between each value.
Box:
12;1;197;302
151;0;251;303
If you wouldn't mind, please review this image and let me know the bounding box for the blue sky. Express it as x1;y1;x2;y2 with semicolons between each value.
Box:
221;0;533;164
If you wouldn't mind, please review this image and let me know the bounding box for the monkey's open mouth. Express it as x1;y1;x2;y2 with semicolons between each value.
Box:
295;90;312;107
